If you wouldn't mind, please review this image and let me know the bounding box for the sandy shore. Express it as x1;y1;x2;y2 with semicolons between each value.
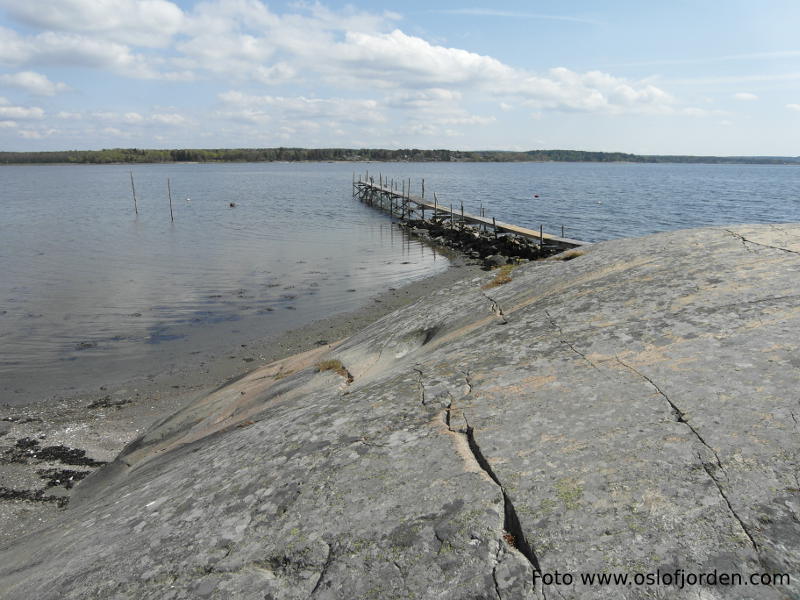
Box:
0;256;483;547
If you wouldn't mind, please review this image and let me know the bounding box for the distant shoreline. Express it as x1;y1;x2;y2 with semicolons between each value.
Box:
2;147;799;166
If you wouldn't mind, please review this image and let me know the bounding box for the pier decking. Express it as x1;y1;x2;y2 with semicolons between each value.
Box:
353;175;586;250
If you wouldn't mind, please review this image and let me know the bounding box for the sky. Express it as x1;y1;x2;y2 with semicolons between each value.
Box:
0;0;799;155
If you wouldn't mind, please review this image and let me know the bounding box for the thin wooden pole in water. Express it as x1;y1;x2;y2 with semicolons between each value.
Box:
129;170;138;215
540;225;544;246
167;178;174;222
493;217;497;239
434;192;438;217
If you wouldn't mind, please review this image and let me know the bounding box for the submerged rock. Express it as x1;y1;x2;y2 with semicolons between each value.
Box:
1;224;799;599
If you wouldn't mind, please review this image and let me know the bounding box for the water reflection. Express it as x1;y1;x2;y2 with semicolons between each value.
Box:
0;164;448;395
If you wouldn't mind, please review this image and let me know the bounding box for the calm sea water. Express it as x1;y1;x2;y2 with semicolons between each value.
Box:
373;161;800;242
2;161;799;401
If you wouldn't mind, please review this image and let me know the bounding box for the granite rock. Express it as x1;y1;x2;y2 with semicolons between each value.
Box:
1;224;799;599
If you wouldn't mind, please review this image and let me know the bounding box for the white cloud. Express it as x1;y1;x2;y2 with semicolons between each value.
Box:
0;119;17;128
253;62;296;85
512;68;678;115
0;71;68;96
0;2;687;120
0;0;184;48
733;92;758;101
151;113;186;125
18;127;57;138
336;29;515;86
218;91;386;123
0;97;44;119
386;89;463;111
787;103;800;112
0;26;188;80
175;31;276;75
438;115;495;126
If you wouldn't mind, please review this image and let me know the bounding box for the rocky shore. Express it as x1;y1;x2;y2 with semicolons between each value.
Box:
2;224;799;599
398;216;563;267
0;255;484;546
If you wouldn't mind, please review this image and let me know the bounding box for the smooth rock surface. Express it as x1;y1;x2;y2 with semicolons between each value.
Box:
1;224;799;599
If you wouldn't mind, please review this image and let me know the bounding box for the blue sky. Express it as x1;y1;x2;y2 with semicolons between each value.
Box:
1;0;799;154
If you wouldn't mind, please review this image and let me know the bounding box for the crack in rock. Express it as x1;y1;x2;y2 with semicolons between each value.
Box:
482;291;508;324
697;455;762;556
307;543;334;598
615;357;724;471
724;229;800;256
461;415;542;574
440;393;545;598
413;367;426;405
614;357;765;564
492;565;503;599
544;310;601;371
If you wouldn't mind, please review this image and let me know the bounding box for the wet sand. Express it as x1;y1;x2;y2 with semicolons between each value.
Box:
0;256;483;547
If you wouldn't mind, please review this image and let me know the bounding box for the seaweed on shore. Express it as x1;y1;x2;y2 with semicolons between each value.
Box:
86;395;132;410
0;486;68;508
36;468;91;489
4;438;107;467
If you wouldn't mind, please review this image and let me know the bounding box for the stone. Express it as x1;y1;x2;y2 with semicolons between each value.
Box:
1;224;799;599
483;254;506;267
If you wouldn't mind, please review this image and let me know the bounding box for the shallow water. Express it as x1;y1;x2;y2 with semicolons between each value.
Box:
2;160;800;401
0;163;447;399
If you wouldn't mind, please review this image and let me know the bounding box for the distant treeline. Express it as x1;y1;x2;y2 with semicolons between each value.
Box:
2;147;799;165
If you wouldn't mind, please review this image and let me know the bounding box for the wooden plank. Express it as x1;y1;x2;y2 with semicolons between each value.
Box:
356;181;587;247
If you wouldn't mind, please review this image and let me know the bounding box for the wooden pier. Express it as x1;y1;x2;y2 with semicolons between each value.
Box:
352;174;586;250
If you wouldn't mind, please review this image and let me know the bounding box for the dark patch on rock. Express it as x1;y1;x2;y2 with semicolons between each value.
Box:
36;468;91;489
0;486;68;508
4;438;106;467
74;341;97;351
86;395;132;410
